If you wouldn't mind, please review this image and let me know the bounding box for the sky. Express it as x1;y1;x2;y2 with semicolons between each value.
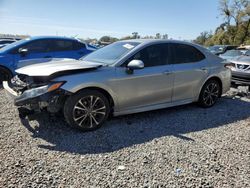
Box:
0;0;223;40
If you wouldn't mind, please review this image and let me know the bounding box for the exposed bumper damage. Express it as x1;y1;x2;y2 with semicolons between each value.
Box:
3;61;102;119
232;71;250;86
3;76;71;119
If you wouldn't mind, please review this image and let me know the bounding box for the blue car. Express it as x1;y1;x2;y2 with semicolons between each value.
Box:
0;36;96;82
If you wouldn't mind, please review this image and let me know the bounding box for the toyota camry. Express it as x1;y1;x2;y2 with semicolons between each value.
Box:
3;40;231;131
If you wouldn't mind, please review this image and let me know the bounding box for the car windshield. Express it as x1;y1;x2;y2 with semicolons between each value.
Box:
208;45;225;53
81;41;140;65
245;50;250;56
222;50;242;56
0;38;30;52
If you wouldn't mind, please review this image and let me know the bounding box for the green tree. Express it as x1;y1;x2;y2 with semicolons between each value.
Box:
155;33;161;39
193;31;213;45
162;34;168;39
99;36;118;43
194;0;250;46
132;32;140;39
219;0;250;45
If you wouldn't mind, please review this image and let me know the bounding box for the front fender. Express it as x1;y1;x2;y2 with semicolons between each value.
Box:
54;69;119;108
62;81;119;108
0;54;15;74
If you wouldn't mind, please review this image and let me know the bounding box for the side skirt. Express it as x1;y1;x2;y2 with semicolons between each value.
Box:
113;98;194;117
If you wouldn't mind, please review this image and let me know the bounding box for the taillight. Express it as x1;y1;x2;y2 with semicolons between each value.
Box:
224;63;235;69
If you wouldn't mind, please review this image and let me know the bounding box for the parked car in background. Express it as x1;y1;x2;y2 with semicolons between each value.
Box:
0;36;96;82
219;49;244;61
0;37;22;41
230;50;250;88
237;45;250;50
237;45;250;54
0;39;17;48
208;45;238;55
4;40;231;131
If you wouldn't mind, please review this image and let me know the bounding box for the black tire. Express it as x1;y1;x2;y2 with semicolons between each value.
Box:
198;79;221;108
0;67;12;83
64;90;110;131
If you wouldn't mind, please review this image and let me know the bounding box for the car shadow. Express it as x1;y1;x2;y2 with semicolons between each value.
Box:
20;96;250;155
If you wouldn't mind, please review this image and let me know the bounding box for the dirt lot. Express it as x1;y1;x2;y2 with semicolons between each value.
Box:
0;87;249;188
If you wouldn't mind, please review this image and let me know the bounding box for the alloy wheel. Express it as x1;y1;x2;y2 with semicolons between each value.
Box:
203;82;219;106
73;95;106;128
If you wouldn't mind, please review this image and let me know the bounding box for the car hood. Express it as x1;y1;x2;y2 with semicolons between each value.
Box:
232;56;250;64
219;55;239;60
17;58;75;68
15;59;103;77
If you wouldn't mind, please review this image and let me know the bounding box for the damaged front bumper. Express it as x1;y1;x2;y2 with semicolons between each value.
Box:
3;81;70;118
231;71;250;86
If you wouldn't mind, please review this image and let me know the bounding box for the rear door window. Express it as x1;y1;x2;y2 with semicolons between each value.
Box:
73;41;86;50
51;40;75;52
169;43;205;64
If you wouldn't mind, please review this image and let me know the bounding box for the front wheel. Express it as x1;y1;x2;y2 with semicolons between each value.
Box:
64;90;110;131
198;79;221;108
0;68;12;83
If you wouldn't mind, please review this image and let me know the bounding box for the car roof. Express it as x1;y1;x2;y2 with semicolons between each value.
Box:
211;45;237;47
120;39;206;50
27;36;78;41
122;39;185;43
225;49;241;51
120;39;199;46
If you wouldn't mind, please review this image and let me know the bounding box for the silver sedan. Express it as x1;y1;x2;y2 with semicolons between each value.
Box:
4;40;231;131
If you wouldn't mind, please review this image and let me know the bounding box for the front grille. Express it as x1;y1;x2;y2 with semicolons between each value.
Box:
232;76;250;81
232;75;250;85
236;64;250;70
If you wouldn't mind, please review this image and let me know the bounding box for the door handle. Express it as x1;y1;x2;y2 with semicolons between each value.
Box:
163;70;172;75
44;56;52;58
201;67;208;72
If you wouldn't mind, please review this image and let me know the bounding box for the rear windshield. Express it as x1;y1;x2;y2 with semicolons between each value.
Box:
223;50;243;56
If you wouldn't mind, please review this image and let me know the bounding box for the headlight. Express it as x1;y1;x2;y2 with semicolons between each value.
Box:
17;81;65;102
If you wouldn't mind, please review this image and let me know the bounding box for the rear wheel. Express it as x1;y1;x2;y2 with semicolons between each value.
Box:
0;67;12;83
198;79;221;108
64;90;110;131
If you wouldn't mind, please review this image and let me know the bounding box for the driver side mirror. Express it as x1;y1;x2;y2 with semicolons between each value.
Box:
18;48;28;57
126;60;144;74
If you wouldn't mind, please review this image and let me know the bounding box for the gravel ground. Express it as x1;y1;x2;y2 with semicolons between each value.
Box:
0;87;249;188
